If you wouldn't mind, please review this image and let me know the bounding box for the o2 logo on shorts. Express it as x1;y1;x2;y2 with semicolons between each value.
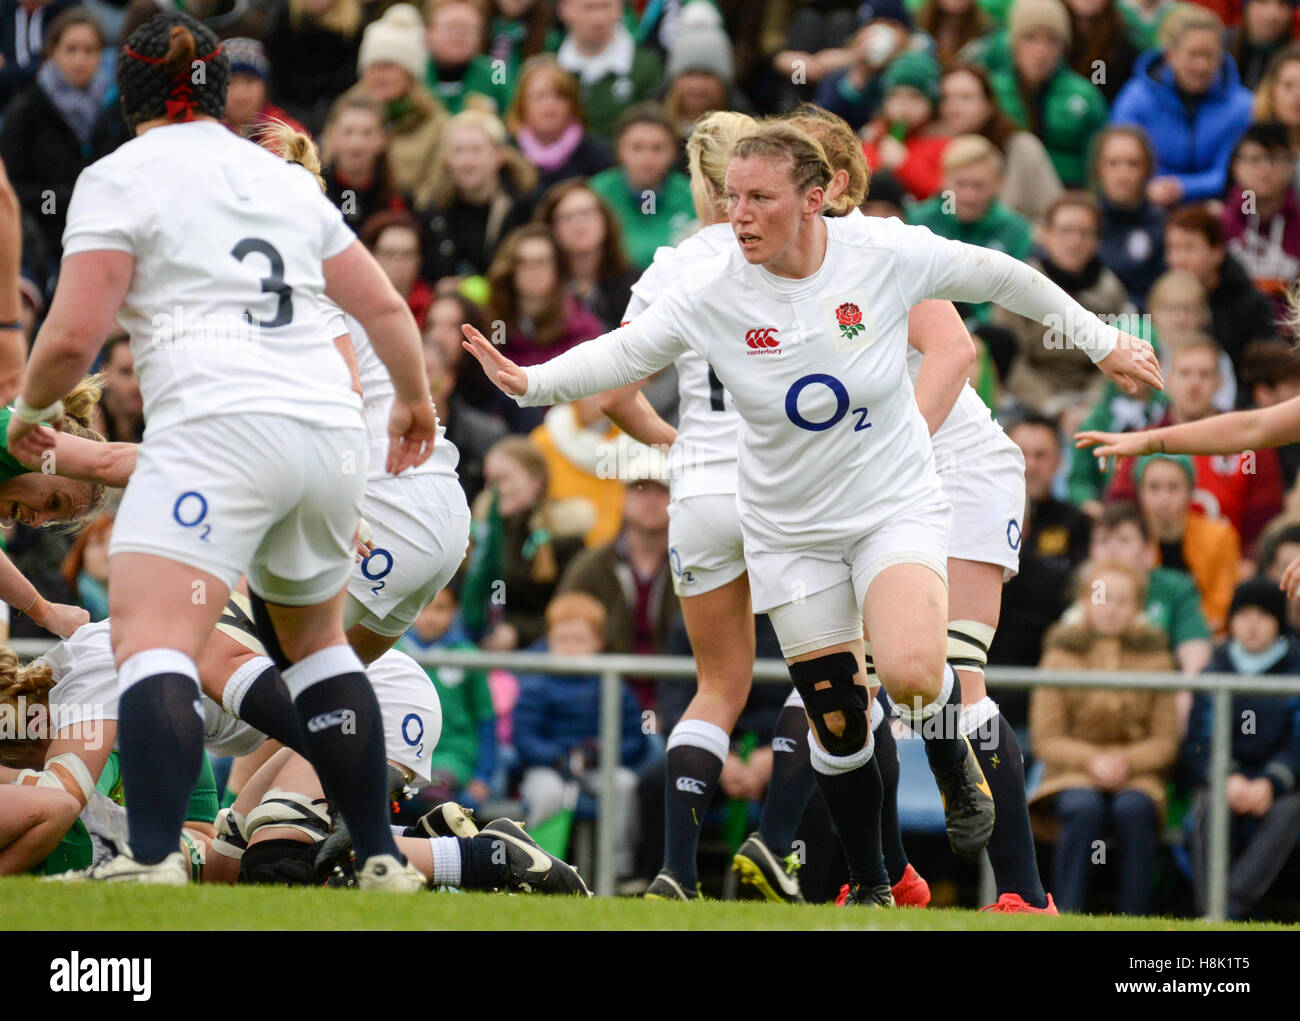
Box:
784;374;870;433
669;548;694;584
173;491;210;542
401;712;424;759
361;548;394;596
1007;519;1022;551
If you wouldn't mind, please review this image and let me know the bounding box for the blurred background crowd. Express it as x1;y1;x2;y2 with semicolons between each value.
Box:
4;0;1300;916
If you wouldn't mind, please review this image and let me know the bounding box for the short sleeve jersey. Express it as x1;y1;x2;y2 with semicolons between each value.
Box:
624;223;741;499
62;121;362;435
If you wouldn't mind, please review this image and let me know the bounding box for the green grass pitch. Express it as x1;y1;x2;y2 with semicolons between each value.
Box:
0;878;1292;930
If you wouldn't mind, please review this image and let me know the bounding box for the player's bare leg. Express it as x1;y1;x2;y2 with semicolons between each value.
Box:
650;572;755;899
865;562;995;858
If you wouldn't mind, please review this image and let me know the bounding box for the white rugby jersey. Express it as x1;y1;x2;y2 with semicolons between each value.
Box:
41;620;262;757
522;214;1119;553
624;223;739;499
62;121;361;435
319;302;461;482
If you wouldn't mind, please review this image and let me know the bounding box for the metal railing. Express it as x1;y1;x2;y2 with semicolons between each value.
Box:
15;635;1298;921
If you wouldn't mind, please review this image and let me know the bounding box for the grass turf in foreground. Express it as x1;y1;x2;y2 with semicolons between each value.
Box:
0;878;1292;930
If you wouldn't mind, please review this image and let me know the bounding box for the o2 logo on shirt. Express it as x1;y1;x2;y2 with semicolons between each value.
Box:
401;712;425;759
361;548;394;596
173;491;210;542
784;374;871;433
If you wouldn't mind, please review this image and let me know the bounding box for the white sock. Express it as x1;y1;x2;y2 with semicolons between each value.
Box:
430;837;462;886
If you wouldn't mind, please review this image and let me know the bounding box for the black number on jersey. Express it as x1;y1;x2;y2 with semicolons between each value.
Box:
707;365;726;413
231;237;293;328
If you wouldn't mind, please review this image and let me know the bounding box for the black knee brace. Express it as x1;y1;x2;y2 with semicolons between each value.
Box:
788;652;870;757
248;590;293;672
239;839;320;886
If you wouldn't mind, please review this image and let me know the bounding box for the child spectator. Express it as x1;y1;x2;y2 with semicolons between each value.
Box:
907;135;1034;322
991;0;1108;188
343;3;449;198
321;94;410;234
554;0;662;143
513;590;647;878
1222;120;1300;320
1031;559;1179;915
400;587;498;812
535;178;638;331
1110;4;1254;206
1091;125;1165;308
1106;336;1285;554
588;103;694;270
0;7;111;264
1135;453;1241;636
460;435;590;650
361;209;435;328
1184;578;1300;918
938;63;1061;223
997;191;1135;418
1089;502;1212;675
424;0;512;116
506;55;613;196
261;0;366;135
1165;203;1277;392
487;224;604;386
220;38;309;141
862;51;949;202
418;109;535;277
1228;0;1296;90
59;511;112;621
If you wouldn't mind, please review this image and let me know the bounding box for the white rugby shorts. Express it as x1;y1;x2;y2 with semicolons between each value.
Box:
935;432;1026;581
667;492;746;597
368;649;442;783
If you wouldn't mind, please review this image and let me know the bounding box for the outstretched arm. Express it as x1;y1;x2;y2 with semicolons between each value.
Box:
8;430;136;488
1075;399;1300;461
907;300;976;436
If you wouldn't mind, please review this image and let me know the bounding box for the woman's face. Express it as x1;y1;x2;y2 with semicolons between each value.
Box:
1013;29;1063;88
521;73;574;138
332;108;387;170
445;122;502;195
671;72;727;122
225;73;267;130
1167;28;1223;96
512;237;559;299
373;225;422;296
618;122;678;192
362;62;412;104
427;1;483;66
1138;461;1192;534
1042;204;1100;273
52;24;101;91
1084;569;1142;637
726;154;813;270
940;70;992;135
426;296;468;367
0;476;93;529
485;450;544;516
1150;291;1207;339
1065;0;1107;18
550;188;606;256
1243;0;1294;44
1096;134;1148;204
1271;60;1300;127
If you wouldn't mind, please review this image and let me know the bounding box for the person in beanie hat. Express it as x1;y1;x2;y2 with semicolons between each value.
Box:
662;1;750;137
1182;575;1300;918
989;0;1107;187
220;37;309;140
342;3;447;199
861;50;950;200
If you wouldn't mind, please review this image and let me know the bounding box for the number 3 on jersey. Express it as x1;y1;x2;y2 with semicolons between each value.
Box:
232;237;293;328
784;374;870;433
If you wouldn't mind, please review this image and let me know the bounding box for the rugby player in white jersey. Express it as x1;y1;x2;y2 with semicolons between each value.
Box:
464;122;1162;902
7;12;435;889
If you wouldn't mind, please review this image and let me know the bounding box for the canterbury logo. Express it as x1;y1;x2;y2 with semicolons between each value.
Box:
772;737;798;753
745;327;779;349
676;776;707;795
306;708;356;734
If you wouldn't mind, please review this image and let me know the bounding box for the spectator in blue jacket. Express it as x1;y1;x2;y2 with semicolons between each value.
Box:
514;590;648;878
1092;125;1166;308
1183;578;1300;919
1110;5;1255;207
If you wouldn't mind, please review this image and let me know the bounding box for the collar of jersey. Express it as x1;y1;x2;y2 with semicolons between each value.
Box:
750;237;838;302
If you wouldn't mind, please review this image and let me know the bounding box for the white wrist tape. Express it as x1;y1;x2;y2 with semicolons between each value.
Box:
42;753;96;801
13;396;64;425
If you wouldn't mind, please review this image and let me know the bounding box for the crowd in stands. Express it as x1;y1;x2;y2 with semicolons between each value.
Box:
4;0;1300;916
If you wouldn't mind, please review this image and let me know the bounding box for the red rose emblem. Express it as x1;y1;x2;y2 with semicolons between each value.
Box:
836;303;862;327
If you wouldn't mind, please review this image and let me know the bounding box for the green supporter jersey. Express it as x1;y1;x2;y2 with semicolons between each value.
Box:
424;55;516;116
589;168;696;271
990;66;1108;187
1144;566;1212;649
401;638;495;784
0;406;32;482
905;196;1034;323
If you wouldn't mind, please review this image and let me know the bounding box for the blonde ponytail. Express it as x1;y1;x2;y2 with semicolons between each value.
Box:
261;120;327;193
686;110;758;224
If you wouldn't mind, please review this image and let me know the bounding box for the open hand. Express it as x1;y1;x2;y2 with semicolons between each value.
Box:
461;324;528;397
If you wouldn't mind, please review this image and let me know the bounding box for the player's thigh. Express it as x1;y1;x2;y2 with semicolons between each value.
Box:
861;562;948;704
109;553;230;664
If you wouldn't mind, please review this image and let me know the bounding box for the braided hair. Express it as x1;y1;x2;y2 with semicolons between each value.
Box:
117;11;229;131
